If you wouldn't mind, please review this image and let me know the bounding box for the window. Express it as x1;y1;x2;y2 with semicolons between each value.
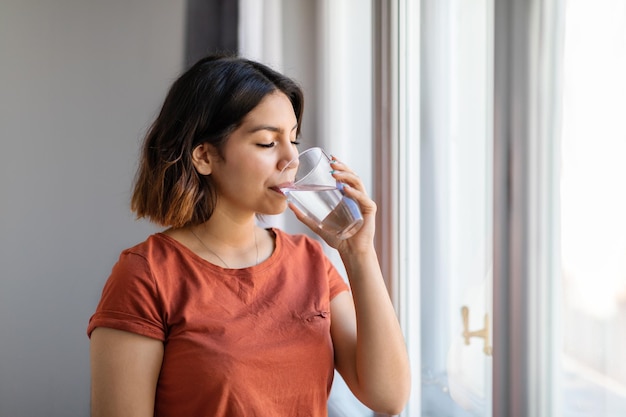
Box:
560;1;626;415
240;0;626;415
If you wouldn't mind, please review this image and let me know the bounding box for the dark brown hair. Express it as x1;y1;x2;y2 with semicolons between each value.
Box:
131;55;304;227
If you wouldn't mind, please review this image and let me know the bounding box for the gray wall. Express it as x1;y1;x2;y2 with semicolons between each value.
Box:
186;0;238;67
0;1;185;415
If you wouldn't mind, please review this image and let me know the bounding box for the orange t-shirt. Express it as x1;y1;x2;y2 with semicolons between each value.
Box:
87;228;349;417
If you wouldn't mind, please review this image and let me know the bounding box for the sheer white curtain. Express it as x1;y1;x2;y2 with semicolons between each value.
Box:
238;0;283;69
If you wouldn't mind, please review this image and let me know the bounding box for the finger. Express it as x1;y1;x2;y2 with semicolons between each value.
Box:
330;160;366;193
340;184;377;214
288;202;325;232
288;202;310;223
288;203;341;245
332;170;364;190
329;157;357;175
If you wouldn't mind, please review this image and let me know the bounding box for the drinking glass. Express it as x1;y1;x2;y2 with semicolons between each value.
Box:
280;147;363;239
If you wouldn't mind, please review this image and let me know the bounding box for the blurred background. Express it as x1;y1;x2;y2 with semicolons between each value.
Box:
0;1;624;416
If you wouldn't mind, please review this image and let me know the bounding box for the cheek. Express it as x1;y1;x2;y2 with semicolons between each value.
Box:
216;158;272;190
226;165;263;190
242;161;271;179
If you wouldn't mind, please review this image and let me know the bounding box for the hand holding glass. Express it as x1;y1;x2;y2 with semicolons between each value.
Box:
280;147;363;240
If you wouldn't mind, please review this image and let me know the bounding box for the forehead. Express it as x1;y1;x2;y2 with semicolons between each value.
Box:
240;91;297;126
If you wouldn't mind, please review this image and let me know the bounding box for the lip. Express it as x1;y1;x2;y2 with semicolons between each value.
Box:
270;182;295;195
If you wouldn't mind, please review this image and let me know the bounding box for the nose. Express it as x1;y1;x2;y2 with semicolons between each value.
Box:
278;146;300;174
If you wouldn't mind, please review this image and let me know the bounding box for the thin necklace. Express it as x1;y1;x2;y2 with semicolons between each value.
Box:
189;227;259;269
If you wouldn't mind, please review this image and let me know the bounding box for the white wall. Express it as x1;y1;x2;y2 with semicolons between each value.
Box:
0;1;185;415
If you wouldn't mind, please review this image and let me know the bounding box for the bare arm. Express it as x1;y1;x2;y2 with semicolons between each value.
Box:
330;250;411;415
289;157;411;414
90;327;164;417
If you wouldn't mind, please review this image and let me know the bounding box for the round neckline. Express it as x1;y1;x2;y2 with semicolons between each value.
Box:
155;228;282;274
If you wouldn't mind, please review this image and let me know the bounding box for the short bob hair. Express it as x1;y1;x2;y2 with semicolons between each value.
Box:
131;55;304;228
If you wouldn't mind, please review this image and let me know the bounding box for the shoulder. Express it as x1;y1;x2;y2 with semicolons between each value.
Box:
120;233;171;257
101;234;188;309
114;233;184;266
108;233;185;282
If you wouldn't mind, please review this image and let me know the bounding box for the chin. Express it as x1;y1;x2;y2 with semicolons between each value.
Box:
265;207;288;216
259;202;289;216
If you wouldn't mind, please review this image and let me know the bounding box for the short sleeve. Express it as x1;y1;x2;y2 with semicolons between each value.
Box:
87;251;165;341
322;252;350;301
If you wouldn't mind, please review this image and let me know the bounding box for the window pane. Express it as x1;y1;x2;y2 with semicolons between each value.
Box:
420;0;493;415
560;1;626;415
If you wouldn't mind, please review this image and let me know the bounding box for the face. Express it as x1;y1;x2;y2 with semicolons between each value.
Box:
204;91;300;217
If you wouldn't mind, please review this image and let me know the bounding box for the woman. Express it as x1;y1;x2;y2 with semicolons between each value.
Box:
88;55;410;417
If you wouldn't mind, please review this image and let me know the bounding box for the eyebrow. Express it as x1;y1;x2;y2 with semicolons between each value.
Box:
248;122;299;134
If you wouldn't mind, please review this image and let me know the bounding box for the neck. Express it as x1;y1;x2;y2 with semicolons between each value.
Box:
205;205;259;244
200;206;257;242
189;213;261;269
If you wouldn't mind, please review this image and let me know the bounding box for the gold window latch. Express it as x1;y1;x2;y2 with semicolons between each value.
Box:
461;306;493;356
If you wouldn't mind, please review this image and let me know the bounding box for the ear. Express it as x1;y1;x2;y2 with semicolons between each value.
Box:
191;143;215;175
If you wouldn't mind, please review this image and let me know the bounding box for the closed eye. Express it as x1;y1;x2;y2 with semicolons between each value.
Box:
257;140;300;148
257;142;276;148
